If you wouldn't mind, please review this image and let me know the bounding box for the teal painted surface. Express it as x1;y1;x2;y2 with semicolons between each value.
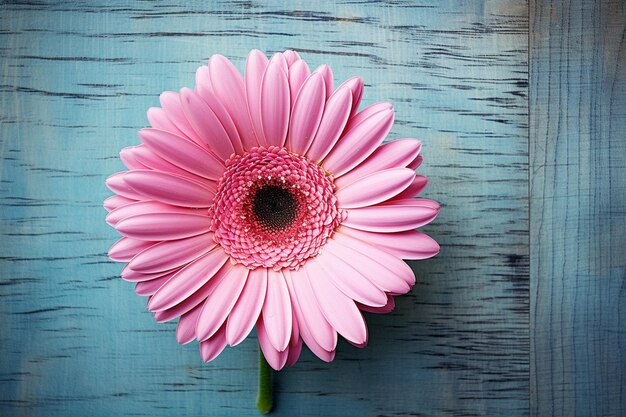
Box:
1;0;595;415
530;1;626;416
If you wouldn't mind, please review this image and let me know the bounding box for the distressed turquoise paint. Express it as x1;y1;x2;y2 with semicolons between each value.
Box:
530;1;626;416
1;1;532;416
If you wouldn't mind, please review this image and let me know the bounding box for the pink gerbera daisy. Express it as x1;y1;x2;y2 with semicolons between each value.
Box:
105;49;440;372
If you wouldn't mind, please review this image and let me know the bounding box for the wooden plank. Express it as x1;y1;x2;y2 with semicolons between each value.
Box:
0;1;528;415
530;1;626;415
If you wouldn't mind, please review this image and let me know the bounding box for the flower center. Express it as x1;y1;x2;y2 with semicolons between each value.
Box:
252;185;298;231
209;146;345;270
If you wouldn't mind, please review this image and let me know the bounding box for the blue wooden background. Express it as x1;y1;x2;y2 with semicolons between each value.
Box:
0;1;622;416
530;1;626;416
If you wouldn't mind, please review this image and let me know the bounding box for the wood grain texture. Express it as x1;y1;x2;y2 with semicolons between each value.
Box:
0;1;528;416
530;1;626;416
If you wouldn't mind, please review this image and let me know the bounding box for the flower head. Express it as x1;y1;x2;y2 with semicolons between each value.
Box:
105;50;440;370
211;146;344;270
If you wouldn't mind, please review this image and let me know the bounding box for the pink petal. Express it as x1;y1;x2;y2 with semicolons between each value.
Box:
315;251;388;307
261;269;292;352
123;170;215;208
106;200;199;227
282;50;300;66
313;64;333;99
336;168;415;209
134;271;177;296
287;72;326;154
286;336;303;367
245;49;269;147
176;303;203;344
195;67;244;154
284;270;336;362
147;107;185;137
196;264;249;341
115;212;212;241
324;237;411;294
336;77;363;115
139;129;225;180
306;86;353;163
148;248;228;311
271;52;288;72
105;172;144;200
159;91;206;147
377;197;439;209
121;266;178;282
335;138;422;188
119;147;146;170
127;233;216;273
408;155;423;170
152;290;204;322
284;268;337;352
194;65;214;101
343;199;440;233
257;316;289;371
260;55;290;147
108;237;155;262
208;54;258;152
126;145;203;179
306;259;368;345
286;309;302;366
155;263;238;323
345;101;392;132
179;88;236;161
104;195;135;212
333;231;416;288
226;267;267;346
340;227;440;260
200;97;244;156
389;175;428;200
288;59;311;106
200;324;228;362
323;105;394;177
358;295;395;314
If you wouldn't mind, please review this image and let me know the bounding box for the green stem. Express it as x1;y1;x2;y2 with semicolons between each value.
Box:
256;349;273;414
